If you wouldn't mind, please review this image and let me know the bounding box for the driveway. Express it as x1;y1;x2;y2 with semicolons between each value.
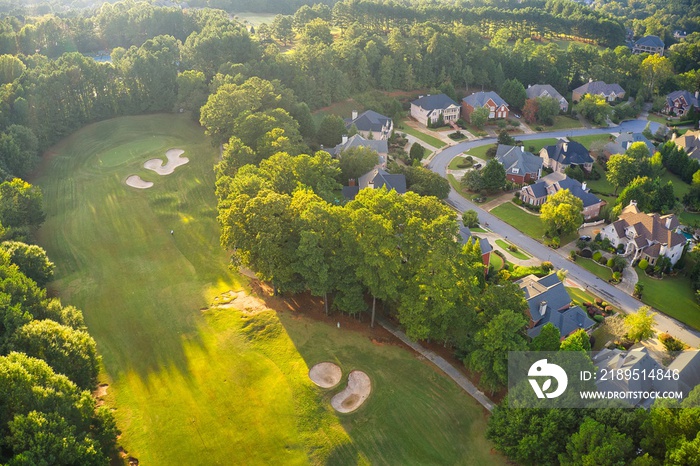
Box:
429;119;700;347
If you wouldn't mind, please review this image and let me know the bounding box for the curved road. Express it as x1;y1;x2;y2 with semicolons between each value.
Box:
427;120;700;347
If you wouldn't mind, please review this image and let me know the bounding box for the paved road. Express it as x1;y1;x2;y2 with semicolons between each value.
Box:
428;119;700;348
379;319;495;411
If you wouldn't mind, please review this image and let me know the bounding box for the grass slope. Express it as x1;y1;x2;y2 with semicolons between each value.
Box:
33;114;503;465
635;267;700;330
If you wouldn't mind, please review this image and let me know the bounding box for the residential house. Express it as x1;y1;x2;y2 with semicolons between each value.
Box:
664;90;700;117
517;274;596;339
572;80;626;103
495;144;543;184
458;222;493;272
632;35;665;55
520;172;605;220
345;110;393;141
525;84;568;112
327;134;388;170
540;139;594;173
592;348;700;408
672;130;700;160
600;201;687;266
410;94;460;127
603;132;656;159
461;91;509;122
673;30;688;40
341;168;406;200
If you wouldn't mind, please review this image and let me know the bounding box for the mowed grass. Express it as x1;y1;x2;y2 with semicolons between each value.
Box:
539;115;583;131
576;257;613;281
635;267;700;330
397;120;446;148
490;202;546;239
495;239;530;260
33;114;504;465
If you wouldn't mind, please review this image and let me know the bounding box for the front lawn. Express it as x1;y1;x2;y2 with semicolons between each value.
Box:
539;116;583;131
569;134;612;150
647;113;674;125
464;144;494;160
521;138;559;154
490;202;545;239
495;239;531;260
449;156;468;170
490;251;504;270
635;267;700;330
575;257;613;281
397;120;447;148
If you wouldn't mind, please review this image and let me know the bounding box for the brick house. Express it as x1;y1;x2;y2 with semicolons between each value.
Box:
461;91;509;122
495;144;542;184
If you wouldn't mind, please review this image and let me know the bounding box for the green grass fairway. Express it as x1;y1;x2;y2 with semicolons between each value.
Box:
635;267;700;330
33;114;504;465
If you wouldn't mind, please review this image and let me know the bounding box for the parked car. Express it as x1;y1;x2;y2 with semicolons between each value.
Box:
473;163;482;169
513;113;521;119
579;235;591;241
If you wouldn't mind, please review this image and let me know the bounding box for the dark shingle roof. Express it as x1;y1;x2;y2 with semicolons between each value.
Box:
411;94;458;111
496;144;543;177
525;84;565;102
458;222;492;256
528;306;595;338
635;35;665;48
462;91;508;108
328;134;387;157
358;168;406;194
666;90;699;110
345;110;392;133
573;81;625;97
543;139;594;166
615;132;656;156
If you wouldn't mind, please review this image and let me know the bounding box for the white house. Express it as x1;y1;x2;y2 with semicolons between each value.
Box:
410;94;460;127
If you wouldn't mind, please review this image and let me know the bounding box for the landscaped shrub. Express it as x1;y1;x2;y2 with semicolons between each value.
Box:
593;315;605;323
659;333;687;352
580;248;593;258
612;271;621;281
449;131;465;140
508;244;518;252
604;305;614;313
639;259;649;270
595;298;603;306
607;258;614;268
541;261;553;272
598;255;607;265
593;251;602;262
570;250;577;260
547;237;560;248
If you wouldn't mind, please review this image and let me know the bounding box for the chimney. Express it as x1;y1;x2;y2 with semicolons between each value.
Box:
528;84;532;88
351;110;358;120
695;90;699;99
582;181;587;191
539;301;547;315
630;200;637;207
348;178;356;187
589;77;593;83
342;135;348;144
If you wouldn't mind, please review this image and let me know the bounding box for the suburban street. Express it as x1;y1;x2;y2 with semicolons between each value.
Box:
426;119;700;347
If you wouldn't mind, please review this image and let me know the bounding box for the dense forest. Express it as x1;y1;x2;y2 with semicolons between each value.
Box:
0;0;696;463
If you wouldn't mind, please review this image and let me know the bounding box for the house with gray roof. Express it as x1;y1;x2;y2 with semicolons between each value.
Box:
462;91;509;122
520;172;605;220
593;348;700;408
664;90;700;117
410;94;460;127
495;144;543;184
633;35;665;55
345;110;393;140
540;139;594;173
328;134;387;160
604;132;657;159
572;80;626;103
600;201;686;266
458;222;492;272
517;274;595;338
526;84;568;112
672;130;700;160
342;168;406;200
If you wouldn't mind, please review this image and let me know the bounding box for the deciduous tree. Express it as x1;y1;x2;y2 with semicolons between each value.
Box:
540;189;583;236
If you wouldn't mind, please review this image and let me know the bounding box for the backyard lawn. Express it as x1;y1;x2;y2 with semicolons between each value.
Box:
635;267;700;330
490;202;545;239
495;239;530;260
33;114;505;465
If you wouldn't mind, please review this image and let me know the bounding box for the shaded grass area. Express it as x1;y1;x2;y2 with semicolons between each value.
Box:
313;99;365;126
34;114;503;464
495;239;530;260
635;266;700;330
660;170;691;199
575;257;613;281
490;251;504;270
397;120;446;148
490;202;545;239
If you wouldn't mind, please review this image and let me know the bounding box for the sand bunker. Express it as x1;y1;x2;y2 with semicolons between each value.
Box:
125;175;153;189
331;370;371;413
309;362;342;389
144;149;189;175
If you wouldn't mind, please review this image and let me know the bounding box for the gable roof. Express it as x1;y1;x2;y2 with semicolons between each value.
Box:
411;94;458;111
608;202;686;253
496;144;543;177
535;172;603;208
525;84;565;102
342;168;406;200
345;110;392;133
614;132;656;156
542;139;594;166
666;90;699;109
635;35;665;48
573;81;625;97
516;274;595;337
673;130;700;159
328;134;388;157
458;222;492;256
462;91;508;108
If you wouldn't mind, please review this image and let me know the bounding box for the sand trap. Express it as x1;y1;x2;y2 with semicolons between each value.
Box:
331;370;371;413
144;149;189;175
125;175;153;189
309;362;342;389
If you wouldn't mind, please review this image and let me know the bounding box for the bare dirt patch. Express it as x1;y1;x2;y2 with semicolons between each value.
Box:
125;175;153;189
331;370;371;413
308;362;342;388
212;290;268;314
144;148;189;175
